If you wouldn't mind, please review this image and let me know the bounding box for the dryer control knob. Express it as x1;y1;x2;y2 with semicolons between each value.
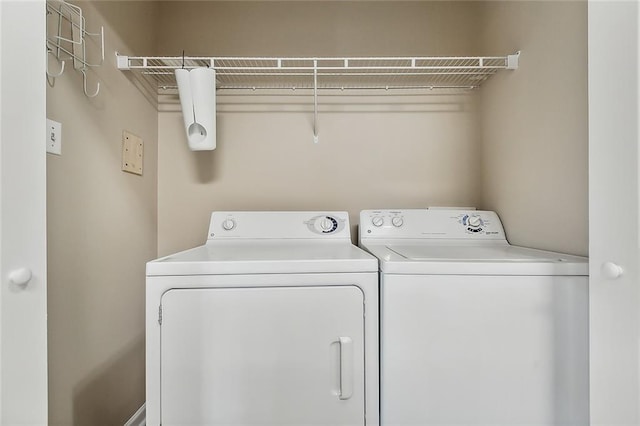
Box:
391;216;404;227
372;216;384;227
222;218;236;231
319;217;334;232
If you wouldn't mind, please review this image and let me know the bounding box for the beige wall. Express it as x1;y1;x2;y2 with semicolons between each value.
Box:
156;1;484;255
156;1;482;57
46;1;158;424
480;1;588;256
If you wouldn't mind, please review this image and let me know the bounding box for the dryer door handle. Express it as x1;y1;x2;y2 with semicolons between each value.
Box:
338;336;353;400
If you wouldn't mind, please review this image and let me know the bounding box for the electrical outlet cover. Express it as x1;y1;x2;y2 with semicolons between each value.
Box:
122;131;143;175
46;119;62;155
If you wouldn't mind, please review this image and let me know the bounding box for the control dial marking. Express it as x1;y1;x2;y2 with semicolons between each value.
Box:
312;215;339;233
462;214;484;233
391;216;404;227
222;218;236;231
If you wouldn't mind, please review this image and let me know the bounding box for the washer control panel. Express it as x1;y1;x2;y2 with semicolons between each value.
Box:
208;211;349;240
369;211;405;229
360;209;506;241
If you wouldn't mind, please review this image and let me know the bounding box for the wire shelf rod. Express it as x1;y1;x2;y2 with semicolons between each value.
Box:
119;56;516;71
157;85;479;91
219;85;479;90
142;72;497;79
121;55;511;62
126;64;509;72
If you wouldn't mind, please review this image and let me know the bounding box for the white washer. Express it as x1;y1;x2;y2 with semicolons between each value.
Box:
146;211;379;426
359;209;588;426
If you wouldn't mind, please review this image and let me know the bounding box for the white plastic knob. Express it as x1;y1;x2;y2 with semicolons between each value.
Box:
391;216;404;227
222;218;236;231
372;216;384;227
468;215;482;227
602;262;623;280
320;217;333;232
8;267;32;286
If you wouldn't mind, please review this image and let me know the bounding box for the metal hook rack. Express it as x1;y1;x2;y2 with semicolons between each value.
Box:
46;0;104;97
46;50;65;78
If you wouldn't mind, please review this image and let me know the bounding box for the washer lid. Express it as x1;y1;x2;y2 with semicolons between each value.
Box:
389;244;566;262
363;242;588;276
147;240;378;276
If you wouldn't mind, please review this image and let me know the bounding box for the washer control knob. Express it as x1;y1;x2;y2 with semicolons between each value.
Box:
467;215;482;228
222;218;236;231
372;216;384;227
391;216;404;227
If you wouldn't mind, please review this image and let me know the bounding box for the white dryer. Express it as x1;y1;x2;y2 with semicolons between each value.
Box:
146;211;379;426
359;209;588;426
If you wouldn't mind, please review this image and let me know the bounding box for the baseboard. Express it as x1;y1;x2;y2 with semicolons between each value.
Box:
124;403;146;426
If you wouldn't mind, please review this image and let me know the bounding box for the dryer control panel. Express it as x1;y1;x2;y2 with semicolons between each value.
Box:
360;209;507;241
207;211;349;240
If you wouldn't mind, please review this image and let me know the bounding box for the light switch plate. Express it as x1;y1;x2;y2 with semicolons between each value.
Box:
122;131;143;175
46;119;62;155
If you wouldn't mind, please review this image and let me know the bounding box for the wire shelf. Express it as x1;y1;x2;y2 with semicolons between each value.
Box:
117;52;520;143
117;53;519;93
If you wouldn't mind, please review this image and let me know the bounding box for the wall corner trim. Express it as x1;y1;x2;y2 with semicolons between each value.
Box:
124;403;146;426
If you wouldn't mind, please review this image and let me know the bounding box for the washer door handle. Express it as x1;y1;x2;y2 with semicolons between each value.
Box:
338;336;353;400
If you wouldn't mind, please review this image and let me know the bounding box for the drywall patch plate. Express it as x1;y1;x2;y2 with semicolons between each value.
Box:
122;130;143;175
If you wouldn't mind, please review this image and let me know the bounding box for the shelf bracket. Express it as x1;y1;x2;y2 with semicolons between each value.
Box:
116;53;130;70
313;59;319;144
507;51;520;70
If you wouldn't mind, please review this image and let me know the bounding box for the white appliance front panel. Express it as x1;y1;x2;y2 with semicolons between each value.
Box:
380;274;589;425
160;285;365;426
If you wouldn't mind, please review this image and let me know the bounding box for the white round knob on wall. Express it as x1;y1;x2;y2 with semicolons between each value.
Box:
8;267;32;287
602;261;623;280
372;216;384;227
391;216;404;227
222;218;236;231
